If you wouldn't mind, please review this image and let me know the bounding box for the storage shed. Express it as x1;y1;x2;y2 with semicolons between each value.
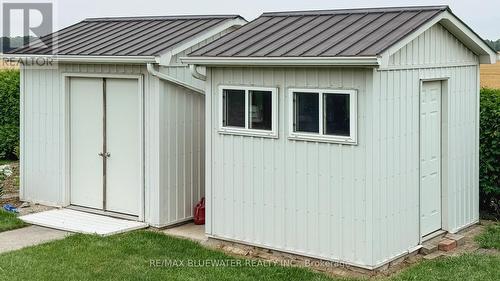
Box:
183;6;497;268
6;15;246;227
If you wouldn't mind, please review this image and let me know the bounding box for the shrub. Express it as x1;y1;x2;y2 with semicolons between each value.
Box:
480;88;500;218
0;70;20;159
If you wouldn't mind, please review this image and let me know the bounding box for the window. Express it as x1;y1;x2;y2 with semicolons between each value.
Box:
220;86;278;137
289;88;357;144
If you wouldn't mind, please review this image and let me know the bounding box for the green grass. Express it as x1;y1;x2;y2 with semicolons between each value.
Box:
0;210;26;232
389;254;500;281
0;231;336;281
475;223;500;250
0;230;498;281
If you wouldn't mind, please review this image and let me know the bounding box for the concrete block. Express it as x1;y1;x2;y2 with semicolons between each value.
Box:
420;243;438;255
445;233;465;246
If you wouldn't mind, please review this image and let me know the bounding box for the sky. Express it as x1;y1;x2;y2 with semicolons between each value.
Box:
3;0;500;40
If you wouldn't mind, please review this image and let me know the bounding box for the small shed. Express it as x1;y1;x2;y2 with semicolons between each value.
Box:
6;15;246;227
183;6;497;268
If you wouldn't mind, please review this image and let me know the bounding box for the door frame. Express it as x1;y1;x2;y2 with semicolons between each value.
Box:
61;73;145;221
418;77;449;242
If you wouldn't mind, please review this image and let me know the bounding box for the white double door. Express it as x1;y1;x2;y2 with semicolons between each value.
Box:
70;77;141;216
420;80;442;236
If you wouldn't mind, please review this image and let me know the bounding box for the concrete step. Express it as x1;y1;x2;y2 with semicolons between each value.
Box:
445;233;465;246
420;243;438;255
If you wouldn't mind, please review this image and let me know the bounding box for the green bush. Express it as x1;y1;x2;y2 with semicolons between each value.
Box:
480;88;500;218
0;70;20;159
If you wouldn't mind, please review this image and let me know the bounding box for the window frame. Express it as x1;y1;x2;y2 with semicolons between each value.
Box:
218;85;278;138
288;88;357;144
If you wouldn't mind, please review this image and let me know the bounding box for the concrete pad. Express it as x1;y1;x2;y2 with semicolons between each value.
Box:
163;223;206;242
0;225;70;253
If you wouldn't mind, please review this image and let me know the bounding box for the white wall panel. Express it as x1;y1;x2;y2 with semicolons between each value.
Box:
207;67;374;267
371;65;479;265
158;80;205;226
389;23;478;67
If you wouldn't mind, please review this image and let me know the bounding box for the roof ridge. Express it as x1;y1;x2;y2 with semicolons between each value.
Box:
84;14;242;22
261;5;449;17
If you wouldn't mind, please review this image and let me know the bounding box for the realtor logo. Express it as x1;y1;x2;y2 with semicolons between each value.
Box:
1;1;53;53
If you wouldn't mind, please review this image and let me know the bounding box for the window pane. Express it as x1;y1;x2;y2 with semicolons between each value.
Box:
223;89;245;127
295;92;319;133
249;90;272;130
324;93;350;136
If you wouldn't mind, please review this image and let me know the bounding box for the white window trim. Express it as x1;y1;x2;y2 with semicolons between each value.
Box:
218;85;278;138
288;88;357;144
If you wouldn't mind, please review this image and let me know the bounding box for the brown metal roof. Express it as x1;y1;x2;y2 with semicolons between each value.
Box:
8;15;243;56
189;6;449;57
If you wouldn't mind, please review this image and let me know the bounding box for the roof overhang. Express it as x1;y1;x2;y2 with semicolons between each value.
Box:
180;56;381;67
379;10;497;67
1;54;158;64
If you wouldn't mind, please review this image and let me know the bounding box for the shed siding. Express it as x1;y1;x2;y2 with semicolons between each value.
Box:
388;24;478;67
158;80;205;226
21;67;63;205
207;67;375;267
371;65;479;265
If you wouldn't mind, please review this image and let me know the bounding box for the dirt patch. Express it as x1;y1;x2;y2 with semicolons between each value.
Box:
0;161;22;207
17;203;55;216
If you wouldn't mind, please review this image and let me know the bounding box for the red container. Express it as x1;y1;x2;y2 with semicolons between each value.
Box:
194;197;205;225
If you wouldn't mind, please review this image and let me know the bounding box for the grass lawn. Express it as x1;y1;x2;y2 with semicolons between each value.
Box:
0;231;336;281
0;210;26;232
0;230;499;281
389;254;500;281
475;223;500;250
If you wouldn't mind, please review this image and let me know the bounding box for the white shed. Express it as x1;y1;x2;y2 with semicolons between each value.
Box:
183;6;497;268
6;15;246;227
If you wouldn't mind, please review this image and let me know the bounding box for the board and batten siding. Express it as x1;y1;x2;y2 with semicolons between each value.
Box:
21;63;205;227
371;65;479;265
206;67;375;267
158;80;205;226
388;23;478;68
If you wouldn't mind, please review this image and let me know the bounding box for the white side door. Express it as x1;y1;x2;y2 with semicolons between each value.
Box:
105;78;141;216
420;80;442;236
70;77;104;210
